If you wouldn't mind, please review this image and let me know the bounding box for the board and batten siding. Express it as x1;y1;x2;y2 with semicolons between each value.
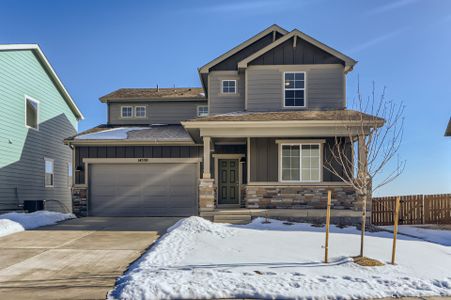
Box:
0;50;78;212
246;64;345;111
208;71;245;114
249;137;350;182
108;100;207;125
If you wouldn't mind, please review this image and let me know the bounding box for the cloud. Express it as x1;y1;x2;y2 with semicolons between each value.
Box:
346;28;408;54
366;0;418;15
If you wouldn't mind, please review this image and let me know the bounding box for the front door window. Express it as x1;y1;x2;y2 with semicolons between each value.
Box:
218;159;239;205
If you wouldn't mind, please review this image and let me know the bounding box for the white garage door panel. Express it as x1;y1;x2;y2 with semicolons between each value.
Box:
89;163;198;216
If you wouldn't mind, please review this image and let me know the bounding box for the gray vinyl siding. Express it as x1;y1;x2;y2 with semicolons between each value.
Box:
249;137;350;182
208;71;245;114
108;100;207;125
74;145;203;185
246;64;345;111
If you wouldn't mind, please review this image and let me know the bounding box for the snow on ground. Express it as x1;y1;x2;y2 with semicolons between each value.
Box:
0;211;75;237
382;225;451;246
110;217;451;300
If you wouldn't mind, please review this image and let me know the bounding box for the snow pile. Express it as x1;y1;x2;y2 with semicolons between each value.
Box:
76;127;149;140
382;225;451;246
110;217;451;300
0;211;75;237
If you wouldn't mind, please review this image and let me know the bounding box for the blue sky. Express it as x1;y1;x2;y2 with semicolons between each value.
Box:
1;0;450;196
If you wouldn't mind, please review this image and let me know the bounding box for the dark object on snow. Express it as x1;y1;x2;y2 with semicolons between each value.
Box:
23;200;45;212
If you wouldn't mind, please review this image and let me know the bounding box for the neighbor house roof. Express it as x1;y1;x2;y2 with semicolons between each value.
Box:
445;118;451;137
99;88;206;102
0;44;84;120
65;124;194;144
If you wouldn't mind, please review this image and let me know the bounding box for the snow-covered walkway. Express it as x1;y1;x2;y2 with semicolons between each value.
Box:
109;217;451;300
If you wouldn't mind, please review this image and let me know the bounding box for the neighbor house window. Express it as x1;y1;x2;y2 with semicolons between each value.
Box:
135;106;146;118
121;106;133;118
67;162;73;188
222;80;236;94
197;105;208;117
280;144;320;182
25;97;39;129
45;158;54;187
284;72;305;107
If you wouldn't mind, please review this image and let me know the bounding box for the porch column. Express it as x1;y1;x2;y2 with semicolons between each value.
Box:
203;136;211;179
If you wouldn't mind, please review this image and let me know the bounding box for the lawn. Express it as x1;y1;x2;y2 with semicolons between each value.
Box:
109;217;451;299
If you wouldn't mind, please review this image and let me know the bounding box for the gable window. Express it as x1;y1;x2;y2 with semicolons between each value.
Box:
197;105;208;117
67;162;73;188
284;72;305;107
121;106;133;118
280;143;321;182
45;158;54;187
222;80;236;94
135;106;146;118
25;97;39;129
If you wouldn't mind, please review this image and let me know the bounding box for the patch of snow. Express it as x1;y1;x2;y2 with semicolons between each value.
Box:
382;225;451;246
76;127;149;140
0;211;75;237
109;217;451;300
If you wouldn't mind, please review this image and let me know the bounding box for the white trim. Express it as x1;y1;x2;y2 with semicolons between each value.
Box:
44;157;55;188
276;139;325;144
134;106;146;118
282;71;306;108
24;95;39;131
278;142;322;183
221;80;237;94
120;106;133;118
83;158;202;164
197;105;209;117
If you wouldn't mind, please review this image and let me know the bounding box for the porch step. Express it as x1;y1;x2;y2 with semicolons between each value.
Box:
213;214;252;224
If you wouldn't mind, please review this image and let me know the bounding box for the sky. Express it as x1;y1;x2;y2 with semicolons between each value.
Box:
0;0;450;196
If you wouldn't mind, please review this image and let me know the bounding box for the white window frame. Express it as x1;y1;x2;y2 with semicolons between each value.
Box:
67;162;73;188
221;80;237;94
121;106;133;118
283;71;307;108
197;105;209;117
134;106;146;118
44;157;54;188
278;142;322;183
24;96;39;131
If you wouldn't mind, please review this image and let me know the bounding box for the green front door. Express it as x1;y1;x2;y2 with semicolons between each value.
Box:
218;159;239;205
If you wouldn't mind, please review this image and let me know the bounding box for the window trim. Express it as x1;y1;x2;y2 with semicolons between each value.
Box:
197;105;209;117
282;71;307;108
44;157;55;188
120;106;133;118
221;80;237;94
278;142;322;183
134;106;147;118
67;162;73;188
24;96;40;131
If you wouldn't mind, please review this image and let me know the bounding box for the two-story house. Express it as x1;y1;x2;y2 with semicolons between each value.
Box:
65;25;381;221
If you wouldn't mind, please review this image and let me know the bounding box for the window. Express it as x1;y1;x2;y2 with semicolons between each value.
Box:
67;162;73;188
280;144;320;182
25;97;39;129
121;106;133;118
197;105;208;117
284;72;305;107
222;80;236;94
45;158;54;187
135;106;146;118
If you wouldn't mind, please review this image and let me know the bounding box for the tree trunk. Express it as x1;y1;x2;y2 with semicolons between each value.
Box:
360;193;367;257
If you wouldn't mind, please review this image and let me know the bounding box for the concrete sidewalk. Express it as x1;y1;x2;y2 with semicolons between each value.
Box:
0;217;180;300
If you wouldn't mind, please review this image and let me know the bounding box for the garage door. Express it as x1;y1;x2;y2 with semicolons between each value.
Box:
88;163;198;216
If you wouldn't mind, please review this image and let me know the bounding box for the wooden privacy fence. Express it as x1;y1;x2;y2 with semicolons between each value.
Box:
371;194;451;225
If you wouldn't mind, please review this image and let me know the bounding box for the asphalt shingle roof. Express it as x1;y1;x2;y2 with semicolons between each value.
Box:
100;88;205;102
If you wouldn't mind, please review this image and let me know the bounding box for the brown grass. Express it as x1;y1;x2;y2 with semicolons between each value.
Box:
353;256;385;267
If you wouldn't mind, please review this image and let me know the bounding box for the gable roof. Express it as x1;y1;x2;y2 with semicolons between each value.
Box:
198;24;288;74
0;44;84;120
237;29;357;73
99;88;206;102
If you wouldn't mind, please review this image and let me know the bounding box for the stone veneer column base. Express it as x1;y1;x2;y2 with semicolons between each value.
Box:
245;185;358;210
199;179;215;212
72;186;88;217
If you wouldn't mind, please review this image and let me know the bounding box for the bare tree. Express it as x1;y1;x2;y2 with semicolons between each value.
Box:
324;81;406;257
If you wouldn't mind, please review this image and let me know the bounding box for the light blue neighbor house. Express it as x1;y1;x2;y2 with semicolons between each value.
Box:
0;44;83;212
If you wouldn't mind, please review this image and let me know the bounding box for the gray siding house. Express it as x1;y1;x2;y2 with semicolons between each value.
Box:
65;25;380;219
0;44;83;212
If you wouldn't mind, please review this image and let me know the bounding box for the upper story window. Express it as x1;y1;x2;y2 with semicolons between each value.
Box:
45;158;54;187
280;143;320;182
284;72;305;107
197;105;208;117
121;106;133;118
25;97;39;130
222;80;236;94
135;106;146;118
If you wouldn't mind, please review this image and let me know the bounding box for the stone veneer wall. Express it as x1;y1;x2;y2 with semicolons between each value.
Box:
245;185;358;210
72;186;88;217
199;179;215;212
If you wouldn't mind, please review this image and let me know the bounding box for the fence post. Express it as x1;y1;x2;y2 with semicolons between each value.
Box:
391;196;401;265
422;194;425;224
324;190;331;263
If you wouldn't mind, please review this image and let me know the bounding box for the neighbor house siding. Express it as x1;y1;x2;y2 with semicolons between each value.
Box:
208;71;245;114
0;50;78;212
108;100;207;125
74;145;203;185
246;64;345;111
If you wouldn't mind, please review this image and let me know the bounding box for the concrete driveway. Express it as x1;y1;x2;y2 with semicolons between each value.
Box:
0;217;181;300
